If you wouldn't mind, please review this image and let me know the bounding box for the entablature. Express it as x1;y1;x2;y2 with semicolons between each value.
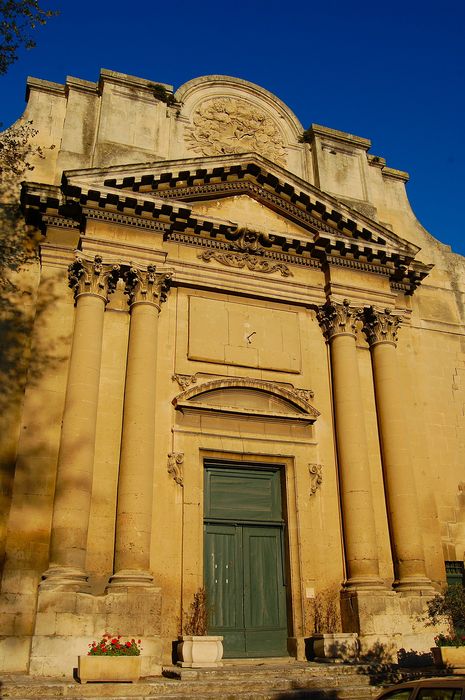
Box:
21;153;433;295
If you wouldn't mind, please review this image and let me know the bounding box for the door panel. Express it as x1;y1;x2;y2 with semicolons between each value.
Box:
243;526;288;655
205;523;245;655
204;463;288;658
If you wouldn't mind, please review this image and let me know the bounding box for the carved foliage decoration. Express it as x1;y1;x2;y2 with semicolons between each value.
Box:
124;265;172;308
199;250;291;277
172;374;198;391
168;452;184;486
184;97;286;166
68;255;120;303
317;299;358;340
309;463;323;496
360;306;401;346
198;227;292;277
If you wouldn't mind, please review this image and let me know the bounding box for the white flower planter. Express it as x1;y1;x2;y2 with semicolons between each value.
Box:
177;635;224;667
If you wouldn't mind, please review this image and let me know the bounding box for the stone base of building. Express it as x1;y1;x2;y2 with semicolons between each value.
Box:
341;587;438;658
27;585;162;678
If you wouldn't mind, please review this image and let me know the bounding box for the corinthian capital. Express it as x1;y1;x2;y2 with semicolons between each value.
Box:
124;265;172;309
360;307;401;346
68;255;120;303
317;299;358;340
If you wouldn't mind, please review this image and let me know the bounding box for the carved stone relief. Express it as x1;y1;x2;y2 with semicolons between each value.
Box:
317;299;358;340
360;306;401;346
167;452;184;487
68;255;120;303
197;227;292;277
184;97;286;166
172;374;198;391
309;463;323;496
124;265;172;309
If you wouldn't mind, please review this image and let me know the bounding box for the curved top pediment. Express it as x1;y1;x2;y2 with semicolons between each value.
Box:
172;377;320;424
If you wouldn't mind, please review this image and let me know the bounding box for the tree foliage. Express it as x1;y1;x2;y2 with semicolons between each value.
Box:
427;584;465;635
0;0;58;74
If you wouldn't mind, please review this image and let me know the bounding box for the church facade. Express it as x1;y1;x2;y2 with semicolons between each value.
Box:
1;70;464;677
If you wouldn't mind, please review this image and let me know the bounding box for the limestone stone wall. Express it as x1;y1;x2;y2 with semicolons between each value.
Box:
0;70;464;674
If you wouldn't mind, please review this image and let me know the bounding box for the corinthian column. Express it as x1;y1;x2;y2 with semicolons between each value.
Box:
361;307;433;592
318;300;384;589
108;265;171;588
41;255;120;590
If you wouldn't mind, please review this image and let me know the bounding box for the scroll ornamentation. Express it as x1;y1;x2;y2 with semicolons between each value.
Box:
293;388;315;403
168;452;184;486
172;374;198;391
184;97;286;166
317;299;358;340
360;306;401;346
309;463;323;496
198;249;291;277
68;255;120;303
124;265;172;309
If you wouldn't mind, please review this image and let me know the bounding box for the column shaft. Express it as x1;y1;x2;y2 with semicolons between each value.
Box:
43;256;119;589
110;266;171;587
318;300;383;590
369;333;432;590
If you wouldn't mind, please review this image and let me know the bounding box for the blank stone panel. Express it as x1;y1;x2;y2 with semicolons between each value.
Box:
188;296;301;373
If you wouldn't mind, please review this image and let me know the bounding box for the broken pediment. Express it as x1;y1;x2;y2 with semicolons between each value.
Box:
172;377;320;424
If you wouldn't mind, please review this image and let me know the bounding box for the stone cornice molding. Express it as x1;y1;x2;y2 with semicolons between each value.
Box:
360;306;402;347
317;299;358;340
172;376;320;423
68;254;120;304
124;265;172;310
22;154;433;294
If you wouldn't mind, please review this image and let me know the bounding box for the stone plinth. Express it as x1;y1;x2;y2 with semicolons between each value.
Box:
29;586;162;678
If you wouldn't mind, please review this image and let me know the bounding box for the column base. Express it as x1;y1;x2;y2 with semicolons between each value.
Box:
393;576;437;595
343;576;386;591
39;565;89;591
341;586;438;655
106;569;156;589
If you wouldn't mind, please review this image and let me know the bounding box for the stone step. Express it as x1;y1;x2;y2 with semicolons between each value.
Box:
0;675;377;700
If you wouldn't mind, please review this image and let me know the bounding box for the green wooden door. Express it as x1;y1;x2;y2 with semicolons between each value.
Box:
204;463;288;657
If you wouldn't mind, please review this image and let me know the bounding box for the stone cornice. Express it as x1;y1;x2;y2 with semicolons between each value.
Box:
21;154;432;294
172;376;320;424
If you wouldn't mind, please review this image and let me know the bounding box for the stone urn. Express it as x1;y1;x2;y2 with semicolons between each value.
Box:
177;635;224;667
310;633;360;662
432;646;465;672
77;655;141;683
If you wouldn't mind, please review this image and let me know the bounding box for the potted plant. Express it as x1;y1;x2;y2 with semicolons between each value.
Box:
428;584;465;671
78;633;142;683
177;588;223;667
307;587;359;662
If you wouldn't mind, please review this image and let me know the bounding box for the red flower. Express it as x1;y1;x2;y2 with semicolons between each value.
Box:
111;638;118;645
126;641;131;647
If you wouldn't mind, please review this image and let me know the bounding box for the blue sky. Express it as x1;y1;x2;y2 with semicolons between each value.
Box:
1;0;464;255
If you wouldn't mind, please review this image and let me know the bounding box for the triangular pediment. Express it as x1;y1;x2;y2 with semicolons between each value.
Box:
22;152;433;292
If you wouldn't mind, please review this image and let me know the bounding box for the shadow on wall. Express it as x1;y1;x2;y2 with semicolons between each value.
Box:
0;240;69;576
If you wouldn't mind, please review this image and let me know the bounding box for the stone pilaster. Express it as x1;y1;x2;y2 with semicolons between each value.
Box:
41;255;120;590
361;307;434;592
317;300;384;590
108;265;171;588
